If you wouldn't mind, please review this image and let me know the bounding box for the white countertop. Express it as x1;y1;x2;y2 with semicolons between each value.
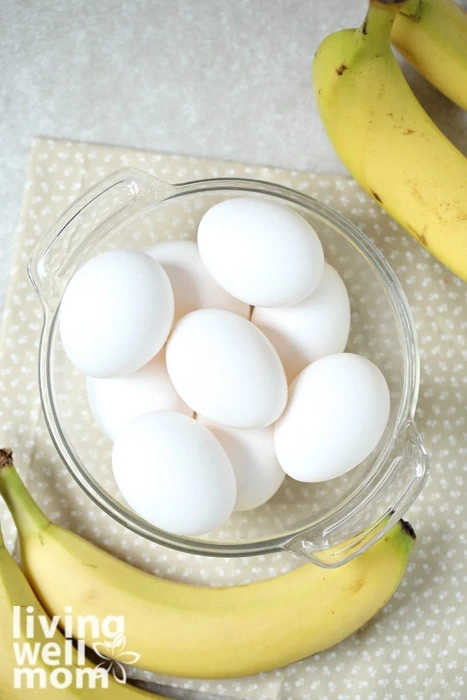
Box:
0;0;466;320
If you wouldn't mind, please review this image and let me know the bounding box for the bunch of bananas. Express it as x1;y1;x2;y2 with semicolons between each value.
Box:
0;448;416;692
313;0;467;280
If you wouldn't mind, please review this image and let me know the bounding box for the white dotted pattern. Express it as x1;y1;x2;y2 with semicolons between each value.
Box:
0;138;465;699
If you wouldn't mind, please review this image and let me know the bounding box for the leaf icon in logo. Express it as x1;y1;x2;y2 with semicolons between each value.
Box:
111;662;128;685
92;635;140;685
95;659;113;673
92;641;113;660
118;651;141;665
111;633;127;657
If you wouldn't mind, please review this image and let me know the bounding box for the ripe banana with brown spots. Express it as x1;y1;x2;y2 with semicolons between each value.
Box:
313;0;467;280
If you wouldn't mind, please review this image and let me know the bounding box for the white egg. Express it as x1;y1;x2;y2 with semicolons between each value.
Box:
198;418;285;511
252;264;351;382
274;353;391;482
146;240;249;320
60;249;174;378
166;309;288;429
197;197;324;307
86;350;192;440
112;412;237;536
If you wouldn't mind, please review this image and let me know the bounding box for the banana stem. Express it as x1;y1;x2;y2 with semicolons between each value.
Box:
369;0;413;8
360;1;404;44
0;449;49;536
395;0;422;17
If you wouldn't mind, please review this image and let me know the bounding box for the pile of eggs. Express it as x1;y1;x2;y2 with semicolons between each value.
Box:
59;196;391;537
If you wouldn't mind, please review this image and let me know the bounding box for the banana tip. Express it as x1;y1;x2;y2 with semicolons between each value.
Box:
399;519;416;540
0;448;13;469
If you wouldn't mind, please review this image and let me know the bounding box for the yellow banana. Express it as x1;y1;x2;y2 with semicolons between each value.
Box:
0;526;157;699
313;0;467;280
392;0;467;110
0;449;415;680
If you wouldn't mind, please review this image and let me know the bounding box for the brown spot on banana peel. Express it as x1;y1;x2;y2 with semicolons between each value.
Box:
336;64;348;75
80;587;100;605
392;124;418;136
350;576;367;595
408;179;425;206
406;222;428;247
417;231;428;247
400;519;416;540
371;191;383;204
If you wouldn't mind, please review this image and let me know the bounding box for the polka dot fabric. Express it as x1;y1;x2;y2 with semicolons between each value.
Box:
0;138;465;699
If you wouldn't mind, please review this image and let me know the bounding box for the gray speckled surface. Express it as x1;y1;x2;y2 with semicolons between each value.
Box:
0;0;465;315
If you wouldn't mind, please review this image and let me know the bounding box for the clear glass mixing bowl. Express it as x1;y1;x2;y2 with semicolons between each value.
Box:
28;168;430;567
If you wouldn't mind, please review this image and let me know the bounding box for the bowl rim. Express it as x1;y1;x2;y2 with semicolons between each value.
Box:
35;174;421;558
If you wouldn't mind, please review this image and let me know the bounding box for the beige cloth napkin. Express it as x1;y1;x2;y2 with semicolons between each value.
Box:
0;137;465;699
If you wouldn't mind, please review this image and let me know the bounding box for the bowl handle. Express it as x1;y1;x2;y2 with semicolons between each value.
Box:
282;420;430;568
27;168;175;310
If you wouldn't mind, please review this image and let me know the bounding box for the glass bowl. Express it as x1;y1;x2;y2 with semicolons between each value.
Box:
28;168;430;567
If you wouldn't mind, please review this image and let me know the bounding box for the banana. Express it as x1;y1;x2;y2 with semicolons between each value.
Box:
0;449;416;680
392;0;467;110
0;526;157;698
313;0;467;280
